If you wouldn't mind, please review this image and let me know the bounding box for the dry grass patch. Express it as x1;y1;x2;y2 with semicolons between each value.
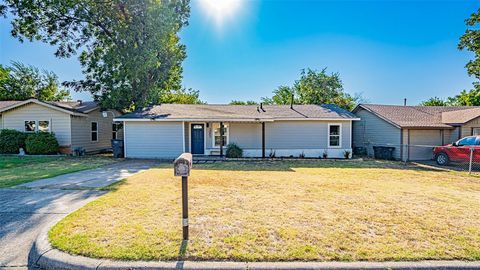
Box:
49;160;480;261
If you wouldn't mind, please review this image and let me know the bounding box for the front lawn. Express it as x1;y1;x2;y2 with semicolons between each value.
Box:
0;156;116;188
49;160;480;261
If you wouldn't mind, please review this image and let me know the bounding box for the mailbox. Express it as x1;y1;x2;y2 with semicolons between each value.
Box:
174;153;192;177
174;153;193;240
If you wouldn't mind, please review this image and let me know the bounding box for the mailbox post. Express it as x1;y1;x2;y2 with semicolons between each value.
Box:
174;153;193;240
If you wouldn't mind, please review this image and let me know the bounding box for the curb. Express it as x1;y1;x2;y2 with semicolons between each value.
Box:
29;227;480;270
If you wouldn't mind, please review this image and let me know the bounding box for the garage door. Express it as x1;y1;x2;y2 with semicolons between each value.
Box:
125;121;184;158
408;130;442;161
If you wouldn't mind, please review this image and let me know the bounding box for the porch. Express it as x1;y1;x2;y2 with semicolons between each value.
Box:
184;121;267;158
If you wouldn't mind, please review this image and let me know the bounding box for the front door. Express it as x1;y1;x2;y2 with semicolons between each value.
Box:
191;124;205;155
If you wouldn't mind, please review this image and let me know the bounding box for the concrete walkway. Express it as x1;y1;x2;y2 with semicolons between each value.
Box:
0;160;159;269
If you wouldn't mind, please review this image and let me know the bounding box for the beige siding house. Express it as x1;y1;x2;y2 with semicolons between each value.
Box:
352;104;480;161
116;104;359;159
0;99;122;154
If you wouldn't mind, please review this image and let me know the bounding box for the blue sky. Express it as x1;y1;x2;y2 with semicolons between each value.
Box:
0;0;478;105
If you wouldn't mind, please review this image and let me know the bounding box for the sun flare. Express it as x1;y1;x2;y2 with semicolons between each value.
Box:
198;0;243;27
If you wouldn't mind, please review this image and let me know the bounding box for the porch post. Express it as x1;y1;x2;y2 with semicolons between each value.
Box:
262;122;265;158
220;122;224;157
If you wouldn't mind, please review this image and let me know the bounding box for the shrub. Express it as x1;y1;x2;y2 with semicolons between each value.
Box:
344;150;351;159
25;132;59;155
225;143;243;158
299;151;306;158
322;150;328;159
0;129;27;154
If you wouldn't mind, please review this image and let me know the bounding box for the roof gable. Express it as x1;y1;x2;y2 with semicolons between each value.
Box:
0;99;99;116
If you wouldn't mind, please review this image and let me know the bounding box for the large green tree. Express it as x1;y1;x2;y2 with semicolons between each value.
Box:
421;9;480;106
229;100;257;105
1;0;190;111
419;97;449;106
262;68;361;110
0;62;70;101
451;8;480;106
161;88;204;104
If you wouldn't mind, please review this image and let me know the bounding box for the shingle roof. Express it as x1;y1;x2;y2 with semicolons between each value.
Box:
48;101;99;113
0;101;22;110
0;99;99;114
441;107;480;124
117;104;358;121
356;104;480;128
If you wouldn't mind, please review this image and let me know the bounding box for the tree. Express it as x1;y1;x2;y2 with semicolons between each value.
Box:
161;88;204;104
1;0;190;111
456;8;480;105
419;97;449;106
229;100;258;105
262;68;361;110
0;62;70;101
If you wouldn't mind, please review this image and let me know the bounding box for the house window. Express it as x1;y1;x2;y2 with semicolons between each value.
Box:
212;123;229;147
91;122;98;142
25;121;36;132
473;128;480;136
328;124;341;147
38;121;50;132
112;123;119;140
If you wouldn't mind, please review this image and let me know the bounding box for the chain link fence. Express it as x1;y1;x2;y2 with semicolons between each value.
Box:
353;142;480;175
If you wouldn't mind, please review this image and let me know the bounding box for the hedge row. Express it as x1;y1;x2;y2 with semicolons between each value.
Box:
0;129;59;155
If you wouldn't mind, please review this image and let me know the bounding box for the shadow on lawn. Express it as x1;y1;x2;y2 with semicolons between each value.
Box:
175;240;188;269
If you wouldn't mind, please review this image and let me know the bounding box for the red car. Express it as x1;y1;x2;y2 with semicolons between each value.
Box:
433;136;480;165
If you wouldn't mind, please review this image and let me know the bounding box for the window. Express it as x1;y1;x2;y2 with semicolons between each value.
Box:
91;122;98;142
328;124;341;147
112;123;119;140
38;121;50;132
25;121;36;132
473;128;480;136
457;136;476;146
212;123;228;147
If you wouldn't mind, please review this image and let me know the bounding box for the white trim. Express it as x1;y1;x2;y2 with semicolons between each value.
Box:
328;123;342;148
273;118;360;121
349;121;352;149
114;118;274;122
189;122;206;155
0;99;87;116
91;121;98;142
182;121;185;152
211;122;229;148
123;121;128;158
114;118;359;122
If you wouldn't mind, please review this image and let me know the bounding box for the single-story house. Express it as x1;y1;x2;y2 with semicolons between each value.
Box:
352;104;480;161
114;104;359;159
0;98;123;154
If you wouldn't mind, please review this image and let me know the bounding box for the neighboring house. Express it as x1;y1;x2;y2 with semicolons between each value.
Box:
0;98;123;154
114;104;359;159
352;104;480;161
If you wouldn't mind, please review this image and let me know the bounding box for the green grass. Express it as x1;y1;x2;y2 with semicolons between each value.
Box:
49;160;480;261
0;156;117;188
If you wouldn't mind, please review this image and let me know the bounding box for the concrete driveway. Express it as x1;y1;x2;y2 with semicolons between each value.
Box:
0;159;160;269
